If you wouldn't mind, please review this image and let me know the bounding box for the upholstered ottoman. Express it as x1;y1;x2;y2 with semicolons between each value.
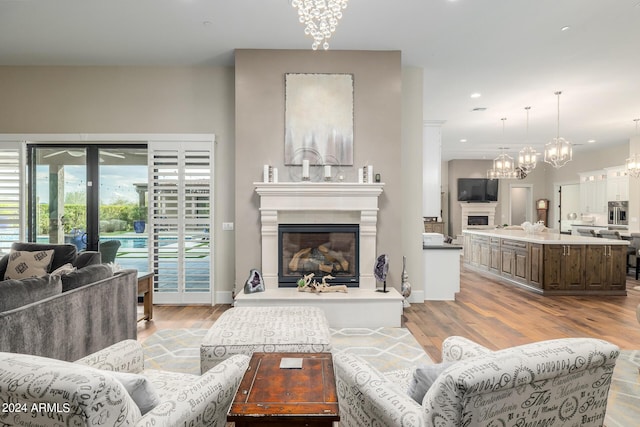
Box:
200;306;332;373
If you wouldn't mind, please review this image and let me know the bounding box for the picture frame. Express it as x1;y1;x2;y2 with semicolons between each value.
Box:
284;73;354;166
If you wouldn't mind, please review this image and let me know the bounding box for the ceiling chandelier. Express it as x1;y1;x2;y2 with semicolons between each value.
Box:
518;106;538;173
544;91;572;168
625;118;640;178
291;0;348;50
487;118;518;179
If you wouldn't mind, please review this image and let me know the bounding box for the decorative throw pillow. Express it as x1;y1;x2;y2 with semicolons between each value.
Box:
109;371;160;415
50;262;76;277
4;249;55;280
407;361;457;404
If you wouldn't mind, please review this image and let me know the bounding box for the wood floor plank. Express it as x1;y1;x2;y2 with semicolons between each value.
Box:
138;267;640;363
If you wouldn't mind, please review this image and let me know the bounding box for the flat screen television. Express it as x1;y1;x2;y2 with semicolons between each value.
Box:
457;178;498;202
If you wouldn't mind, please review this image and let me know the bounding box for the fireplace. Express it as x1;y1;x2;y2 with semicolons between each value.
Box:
460;202;498;230
255;182;384;290
468;215;489;226
279;224;359;287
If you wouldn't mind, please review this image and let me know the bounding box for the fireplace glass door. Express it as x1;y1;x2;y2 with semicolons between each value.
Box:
279;224;359;287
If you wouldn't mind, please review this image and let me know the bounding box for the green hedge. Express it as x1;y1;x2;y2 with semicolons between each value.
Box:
37;204;147;234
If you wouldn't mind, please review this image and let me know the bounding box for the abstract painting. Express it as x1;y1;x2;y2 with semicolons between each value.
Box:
285;73;354;166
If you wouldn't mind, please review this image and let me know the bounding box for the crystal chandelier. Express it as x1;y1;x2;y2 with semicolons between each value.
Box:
518;107;538;173
625;118;640;178
291;0;348;50
487;118;518;179
544;91;572;168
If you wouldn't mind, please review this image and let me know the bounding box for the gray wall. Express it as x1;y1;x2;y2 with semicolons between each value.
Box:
0;66;237;300
234;49;407;292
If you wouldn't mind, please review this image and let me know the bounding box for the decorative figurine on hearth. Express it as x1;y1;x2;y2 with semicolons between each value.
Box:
401;255;411;308
374;254;389;293
297;273;348;293
244;268;265;294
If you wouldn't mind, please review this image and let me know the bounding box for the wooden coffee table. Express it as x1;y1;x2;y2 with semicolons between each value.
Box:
228;352;339;426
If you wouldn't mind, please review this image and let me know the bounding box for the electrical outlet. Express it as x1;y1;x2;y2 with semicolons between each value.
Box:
222;222;234;231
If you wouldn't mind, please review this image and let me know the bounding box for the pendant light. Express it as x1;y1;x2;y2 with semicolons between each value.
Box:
544;91;572;168
625;118;640;178
518;106;538;173
487;118;518;179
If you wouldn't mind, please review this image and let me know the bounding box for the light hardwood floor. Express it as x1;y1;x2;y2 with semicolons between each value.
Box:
137;266;640;362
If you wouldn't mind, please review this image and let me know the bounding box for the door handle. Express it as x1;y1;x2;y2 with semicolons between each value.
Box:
562;245;566;256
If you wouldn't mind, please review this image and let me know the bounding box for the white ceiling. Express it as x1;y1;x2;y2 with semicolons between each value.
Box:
1;0;639;161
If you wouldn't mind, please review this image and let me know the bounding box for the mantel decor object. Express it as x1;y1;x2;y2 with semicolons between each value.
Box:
374;254;389;293
297;273;348;293
244;269;265;294
400;255;411;308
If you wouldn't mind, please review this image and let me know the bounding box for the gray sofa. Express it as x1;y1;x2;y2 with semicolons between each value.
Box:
0;243;138;361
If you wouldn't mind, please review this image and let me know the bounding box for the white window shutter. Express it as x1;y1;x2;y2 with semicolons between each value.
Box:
0;143;25;252
148;140;214;304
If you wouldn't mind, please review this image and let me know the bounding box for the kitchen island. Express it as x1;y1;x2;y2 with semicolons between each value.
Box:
463;229;629;296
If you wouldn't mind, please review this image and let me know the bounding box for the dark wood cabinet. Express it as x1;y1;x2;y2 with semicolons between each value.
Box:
543;244;585;291
470;235;490;270
489;237;501;273
463;230;626;296
501;239;528;282
585;245;626;291
424;222;445;234
529;243;544;289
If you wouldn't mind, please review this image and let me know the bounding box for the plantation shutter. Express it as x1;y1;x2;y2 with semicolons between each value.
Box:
148;140;214;304
0;143;25;253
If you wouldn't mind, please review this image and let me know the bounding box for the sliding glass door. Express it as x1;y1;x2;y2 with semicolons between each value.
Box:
30;146;89;248
28;140;213;304
28;145;148;267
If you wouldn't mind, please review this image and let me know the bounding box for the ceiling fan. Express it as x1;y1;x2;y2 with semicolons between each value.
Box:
43;149;125;159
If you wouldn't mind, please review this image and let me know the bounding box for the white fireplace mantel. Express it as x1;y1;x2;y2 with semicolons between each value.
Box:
255;182;384;290
460;201;498;230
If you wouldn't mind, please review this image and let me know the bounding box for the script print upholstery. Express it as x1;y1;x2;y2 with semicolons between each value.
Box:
333;337;618;427
424;337;619;426
0;351;141;426
333;352;424;426
1;339;250;427
200;306;332;372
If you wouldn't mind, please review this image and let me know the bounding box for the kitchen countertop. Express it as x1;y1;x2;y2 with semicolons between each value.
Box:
423;243;463;250
463;228;629;245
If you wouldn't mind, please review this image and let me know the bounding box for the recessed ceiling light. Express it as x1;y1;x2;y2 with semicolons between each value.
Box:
587;139;596;144
460;139;467;143
470;93;481;98
561;26;571;31
471;107;487;112
202;21;212;27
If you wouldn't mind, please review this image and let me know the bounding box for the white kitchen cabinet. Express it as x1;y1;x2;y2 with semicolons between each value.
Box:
579;170;607;214
605;165;629;201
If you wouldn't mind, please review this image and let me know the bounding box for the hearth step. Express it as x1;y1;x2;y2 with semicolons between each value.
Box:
233;287;403;328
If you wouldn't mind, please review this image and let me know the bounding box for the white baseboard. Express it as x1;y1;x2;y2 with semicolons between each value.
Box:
408;290;425;303
215;291;234;305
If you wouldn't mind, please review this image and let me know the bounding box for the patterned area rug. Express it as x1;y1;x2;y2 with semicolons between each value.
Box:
606;349;640;426
141;327;433;375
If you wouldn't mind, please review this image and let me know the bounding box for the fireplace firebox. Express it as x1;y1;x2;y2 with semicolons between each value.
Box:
278;224;359;287
468;215;489;226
